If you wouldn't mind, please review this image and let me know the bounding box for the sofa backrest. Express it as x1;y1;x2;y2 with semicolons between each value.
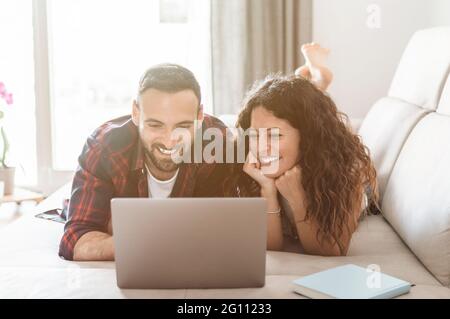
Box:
361;27;450;286
382;80;450;287
388;27;450;110
437;74;450;116
358;98;429;199
359;27;450;201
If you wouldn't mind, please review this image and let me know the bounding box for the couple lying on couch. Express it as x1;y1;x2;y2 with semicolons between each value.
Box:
59;43;378;261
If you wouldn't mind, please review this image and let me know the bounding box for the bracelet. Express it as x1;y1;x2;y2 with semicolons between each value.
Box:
267;207;281;215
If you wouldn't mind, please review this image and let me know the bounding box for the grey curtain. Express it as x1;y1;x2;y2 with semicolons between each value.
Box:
211;0;312;115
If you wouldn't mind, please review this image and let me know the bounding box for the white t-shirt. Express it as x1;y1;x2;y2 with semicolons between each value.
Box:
146;165;179;198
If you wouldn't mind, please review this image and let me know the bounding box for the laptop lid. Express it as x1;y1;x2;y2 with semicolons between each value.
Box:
111;198;267;289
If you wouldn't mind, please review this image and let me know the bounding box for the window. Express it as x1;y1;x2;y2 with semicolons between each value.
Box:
48;0;212;171
0;0;212;192
0;1;37;186
160;0;189;23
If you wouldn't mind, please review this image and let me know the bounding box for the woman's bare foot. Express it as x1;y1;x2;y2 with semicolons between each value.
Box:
295;43;333;92
295;65;311;79
302;42;330;67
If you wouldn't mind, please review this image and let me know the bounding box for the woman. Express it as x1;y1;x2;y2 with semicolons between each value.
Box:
226;46;378;256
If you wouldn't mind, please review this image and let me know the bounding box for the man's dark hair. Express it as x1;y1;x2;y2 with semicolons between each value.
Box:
137;63;201;105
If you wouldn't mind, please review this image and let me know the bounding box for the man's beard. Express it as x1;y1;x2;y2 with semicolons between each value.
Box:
144;143;181;174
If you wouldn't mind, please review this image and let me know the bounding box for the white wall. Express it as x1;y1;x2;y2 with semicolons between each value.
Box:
313;0;450;119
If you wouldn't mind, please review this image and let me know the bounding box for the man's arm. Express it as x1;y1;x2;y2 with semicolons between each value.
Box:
59;136;115;261
73;231;114;261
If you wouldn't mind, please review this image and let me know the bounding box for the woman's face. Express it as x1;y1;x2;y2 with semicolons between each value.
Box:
249;106;301;178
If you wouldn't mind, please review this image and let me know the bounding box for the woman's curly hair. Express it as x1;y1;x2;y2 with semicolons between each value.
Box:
227;75;378;254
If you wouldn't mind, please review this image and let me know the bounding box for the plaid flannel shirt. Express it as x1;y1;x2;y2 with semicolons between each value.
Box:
59;114;229;260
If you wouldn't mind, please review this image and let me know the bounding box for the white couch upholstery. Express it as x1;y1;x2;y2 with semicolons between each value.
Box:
359;26;450;288
438;74;450;115
388;27;450;110
358;97;429;198
382;113;450;286
0;27;449;298
359;26;450;200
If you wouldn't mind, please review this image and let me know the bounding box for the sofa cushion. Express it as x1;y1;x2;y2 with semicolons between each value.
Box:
388;27;450;110
0;211;447;297
267;215;442;287
358;97;429;199
437;74;450;116
0;267;448;299
382;113;450;287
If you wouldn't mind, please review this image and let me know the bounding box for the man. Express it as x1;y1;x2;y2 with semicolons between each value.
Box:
59;64;229;261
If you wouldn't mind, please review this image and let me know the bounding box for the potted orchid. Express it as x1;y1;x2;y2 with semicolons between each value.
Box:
0;81;15;195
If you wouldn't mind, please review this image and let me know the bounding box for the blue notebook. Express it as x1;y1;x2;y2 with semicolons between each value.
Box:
292;264;412;299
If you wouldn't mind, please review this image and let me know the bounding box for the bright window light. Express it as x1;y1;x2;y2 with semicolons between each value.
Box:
0;0;37;186
48;0;211;171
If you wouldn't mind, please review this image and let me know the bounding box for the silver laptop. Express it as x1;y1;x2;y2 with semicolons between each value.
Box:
111;198;267;289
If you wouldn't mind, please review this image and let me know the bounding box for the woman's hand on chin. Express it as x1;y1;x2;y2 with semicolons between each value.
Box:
243;152;277;196
275;165;306;206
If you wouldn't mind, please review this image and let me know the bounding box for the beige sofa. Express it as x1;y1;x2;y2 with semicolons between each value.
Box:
0;27;449;298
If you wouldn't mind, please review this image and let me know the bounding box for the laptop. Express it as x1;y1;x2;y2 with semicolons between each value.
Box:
111;198;267;289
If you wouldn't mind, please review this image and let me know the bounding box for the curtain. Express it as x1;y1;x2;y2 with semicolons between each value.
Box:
210;0;312;115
